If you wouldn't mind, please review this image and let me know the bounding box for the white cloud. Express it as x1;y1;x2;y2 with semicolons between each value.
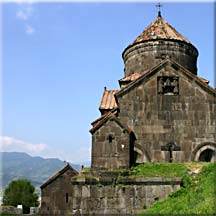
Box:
15;3;36;35
16;10;29;20
0;136;47;153
25;24;35;34
16;4;34;21
0;136;91;166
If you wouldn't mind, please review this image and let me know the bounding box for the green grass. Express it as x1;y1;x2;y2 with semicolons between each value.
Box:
139;162;216;215
83;162;200;178
130;162;188;177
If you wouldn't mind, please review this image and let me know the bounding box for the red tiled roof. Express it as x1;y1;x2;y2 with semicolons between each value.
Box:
99;87;119;111
119;73;142;82
197;76;209;84
40;164;78;189
131;15;190;46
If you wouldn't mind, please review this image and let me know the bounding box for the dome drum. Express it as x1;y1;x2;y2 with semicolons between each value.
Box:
122;39;198;77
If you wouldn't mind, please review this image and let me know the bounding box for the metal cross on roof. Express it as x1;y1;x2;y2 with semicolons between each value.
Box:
156;2;163;17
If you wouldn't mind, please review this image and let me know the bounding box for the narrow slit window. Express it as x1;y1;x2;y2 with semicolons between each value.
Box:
107;135;114;143
65;193;68;203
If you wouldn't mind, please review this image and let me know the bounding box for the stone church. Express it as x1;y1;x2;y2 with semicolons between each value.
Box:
40;10;216;215
90;11;216;168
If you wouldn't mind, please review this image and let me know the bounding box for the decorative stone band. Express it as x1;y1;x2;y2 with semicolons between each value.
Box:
71;176;182;185
118;177;182;185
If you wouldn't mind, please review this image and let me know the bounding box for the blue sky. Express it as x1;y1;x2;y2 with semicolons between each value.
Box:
1;2;215;165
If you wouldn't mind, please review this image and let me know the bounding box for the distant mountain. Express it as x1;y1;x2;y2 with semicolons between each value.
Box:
0;152;81;193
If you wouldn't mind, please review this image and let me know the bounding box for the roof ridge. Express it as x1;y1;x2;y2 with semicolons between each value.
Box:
40;164;78;189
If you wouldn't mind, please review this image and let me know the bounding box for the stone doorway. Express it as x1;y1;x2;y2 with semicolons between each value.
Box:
198;149;215;162
192;143;216;162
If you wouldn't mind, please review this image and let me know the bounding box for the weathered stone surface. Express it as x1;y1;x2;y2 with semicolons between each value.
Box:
40;167;77;216
0;206;22;215
40;175;182;216
116;61;216;163
93;55;216;165
122;40;198;76
91;117;134;169
43;177;181;215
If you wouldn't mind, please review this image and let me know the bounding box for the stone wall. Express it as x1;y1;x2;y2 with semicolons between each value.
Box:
40;176;181;215
117;62;216;162
91;117;132;169
40;168;76;216
0;206;22;215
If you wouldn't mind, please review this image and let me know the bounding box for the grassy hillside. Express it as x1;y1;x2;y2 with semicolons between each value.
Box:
82;162;215;214
139;162;216;215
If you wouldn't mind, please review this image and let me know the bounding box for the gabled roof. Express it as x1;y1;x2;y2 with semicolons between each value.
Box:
90;111;131;135
119;72;210;88
40;163;78;189
99;87;119;111
119;73;142;82
91;107;118;127
131;15;190;46
116;58;216;99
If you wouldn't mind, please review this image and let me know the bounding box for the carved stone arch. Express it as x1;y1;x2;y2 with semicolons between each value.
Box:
192;142;216;162
134;144;151;163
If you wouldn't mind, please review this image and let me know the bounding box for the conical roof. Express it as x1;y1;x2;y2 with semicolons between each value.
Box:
131;14;190;45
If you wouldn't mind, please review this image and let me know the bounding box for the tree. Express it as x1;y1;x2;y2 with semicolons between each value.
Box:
3;179;39;214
